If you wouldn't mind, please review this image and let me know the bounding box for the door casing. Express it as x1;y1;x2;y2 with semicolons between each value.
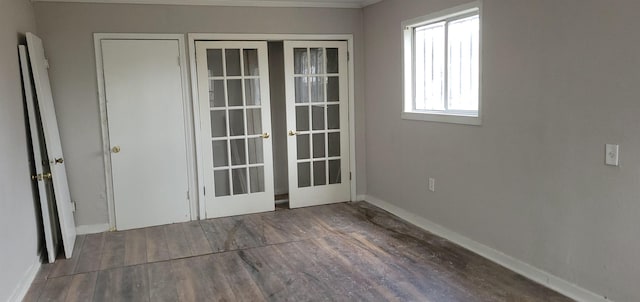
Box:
94;33;198;230
188;33;357;219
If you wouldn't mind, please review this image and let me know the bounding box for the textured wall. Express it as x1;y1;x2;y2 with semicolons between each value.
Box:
33;3;365;226
0;0;41;300
364;0;640;301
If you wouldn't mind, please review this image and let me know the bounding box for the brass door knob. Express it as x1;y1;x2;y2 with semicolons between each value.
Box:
262;133;270;139
112;146;121;153
42;172;52;180
54;158;64;164
288;130;297;136
31;174;41;181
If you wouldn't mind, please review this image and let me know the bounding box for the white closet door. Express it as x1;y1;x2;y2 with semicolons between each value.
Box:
19;45;58;263
284;41;351;208
196;41;275;218
26;33;77;258
102;39;191;230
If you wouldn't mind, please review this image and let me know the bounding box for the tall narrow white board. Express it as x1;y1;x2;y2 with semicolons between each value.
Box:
19;45;58;263
26;33;76;258
101;39;191;230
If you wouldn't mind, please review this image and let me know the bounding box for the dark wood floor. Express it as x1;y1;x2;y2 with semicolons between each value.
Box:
24;201;572;302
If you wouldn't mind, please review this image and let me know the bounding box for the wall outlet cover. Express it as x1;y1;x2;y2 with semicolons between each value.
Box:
605;144;619;166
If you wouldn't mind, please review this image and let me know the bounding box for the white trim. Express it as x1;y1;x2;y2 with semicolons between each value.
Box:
32;0;382;8
347;36;357;203
187;36;206;219
76;223;110;235
187;33;358;219
362;194;611;302
401;1;480;29
359;0;381;7
7;255;41;302
401;111;481;125
188;33;355;42
94;33;198;228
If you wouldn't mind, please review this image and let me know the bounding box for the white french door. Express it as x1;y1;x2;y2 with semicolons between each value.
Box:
196;41;275;218
284;41;351;208
102;39;191;230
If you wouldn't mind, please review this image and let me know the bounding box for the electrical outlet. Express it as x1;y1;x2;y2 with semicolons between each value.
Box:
605;144;619;166
428;178;435;192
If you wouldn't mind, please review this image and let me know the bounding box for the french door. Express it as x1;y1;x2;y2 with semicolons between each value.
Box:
196;41;275;218
284;41;351;208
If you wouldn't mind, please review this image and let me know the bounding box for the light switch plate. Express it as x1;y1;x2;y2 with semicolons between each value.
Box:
605;144;619;166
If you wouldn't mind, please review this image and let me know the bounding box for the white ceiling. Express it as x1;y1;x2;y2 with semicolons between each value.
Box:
32;0;383;8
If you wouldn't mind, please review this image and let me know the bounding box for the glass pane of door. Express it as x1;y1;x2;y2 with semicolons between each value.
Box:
208;46;268;197
290;44;346;192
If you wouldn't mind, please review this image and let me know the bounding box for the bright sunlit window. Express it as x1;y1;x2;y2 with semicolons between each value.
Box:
402;2;481;125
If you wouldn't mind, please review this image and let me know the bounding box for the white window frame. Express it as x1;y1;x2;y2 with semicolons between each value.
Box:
402;1;482;125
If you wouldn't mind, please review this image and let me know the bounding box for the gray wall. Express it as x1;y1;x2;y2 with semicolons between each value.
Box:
268;42;289;195
0;0;41;300
364;0;640;301
33;3;366;226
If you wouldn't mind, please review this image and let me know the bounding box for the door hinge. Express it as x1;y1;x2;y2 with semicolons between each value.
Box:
349;172;352;180
178;56;181;66
44;59;50;69
71;201;76;212
187;191;190;200
203;187;206;196
347;52;350;61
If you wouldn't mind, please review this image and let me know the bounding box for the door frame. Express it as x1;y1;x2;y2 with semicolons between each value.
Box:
188;33;357;219
94;33;198;230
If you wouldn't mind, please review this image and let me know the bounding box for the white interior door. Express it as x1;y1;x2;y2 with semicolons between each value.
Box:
19;45;58;263
101;39;191;230
26;33;77;258
284;41;351;208
196;41;274;218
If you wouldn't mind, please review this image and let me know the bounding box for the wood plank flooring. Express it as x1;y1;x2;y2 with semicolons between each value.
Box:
24;201;572;302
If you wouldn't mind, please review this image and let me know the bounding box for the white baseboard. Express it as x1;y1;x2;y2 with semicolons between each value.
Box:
363;194;609;302
7;255;41;302
355;194;366;201
76;223;110;235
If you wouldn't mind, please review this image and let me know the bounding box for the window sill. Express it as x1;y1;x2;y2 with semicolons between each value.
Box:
401;111;481;125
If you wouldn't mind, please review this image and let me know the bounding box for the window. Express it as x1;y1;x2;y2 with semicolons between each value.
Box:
402;2;481;125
